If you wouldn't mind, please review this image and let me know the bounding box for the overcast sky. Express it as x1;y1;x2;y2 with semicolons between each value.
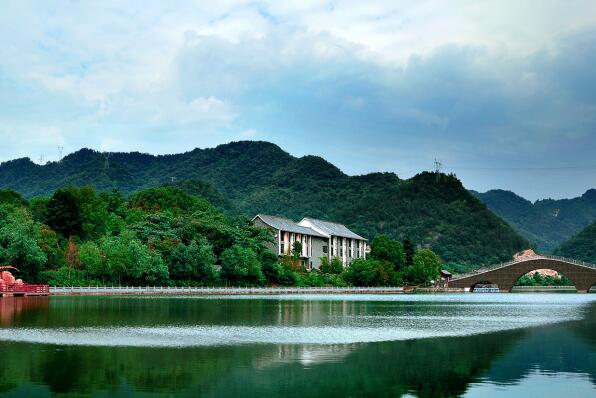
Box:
1;1;595;201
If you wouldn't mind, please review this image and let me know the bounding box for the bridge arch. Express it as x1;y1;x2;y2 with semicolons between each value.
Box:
449;257;596;293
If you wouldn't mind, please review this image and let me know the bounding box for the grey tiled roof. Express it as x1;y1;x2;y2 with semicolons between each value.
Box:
252;214;326;237
300;218;367;240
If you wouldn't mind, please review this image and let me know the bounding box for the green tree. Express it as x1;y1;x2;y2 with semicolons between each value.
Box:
343;258;376;286
403;238;415;266
123;239;169;285
320;256;343;274
0;188;27;207
220;244;264;286
0;210;47;282
260;250;283;285
407;249;441;285
76;187;109;240
370;235;405;270
169;239;218;284
29;197;49;223
44;188;83;238
79;241;103;280
292;241;302;259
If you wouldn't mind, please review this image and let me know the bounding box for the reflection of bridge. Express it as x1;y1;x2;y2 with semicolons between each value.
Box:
449;255;596;293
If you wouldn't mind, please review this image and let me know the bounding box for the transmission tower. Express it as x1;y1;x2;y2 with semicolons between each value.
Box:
434;158;443;182
38;155;45;165
57;146;64;162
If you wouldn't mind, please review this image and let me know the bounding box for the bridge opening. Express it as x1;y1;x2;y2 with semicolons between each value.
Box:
470;281;499;292
513;269;576;291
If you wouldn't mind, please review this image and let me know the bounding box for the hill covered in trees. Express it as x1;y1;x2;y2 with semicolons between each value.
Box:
0;141;529;266
554;222;596;263
0;186;442;287
473;189;596;252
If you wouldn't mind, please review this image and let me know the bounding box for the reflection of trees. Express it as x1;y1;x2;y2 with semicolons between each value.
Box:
0;328;525;397
482;302;596;386
199;330;526;398
1;299;595;397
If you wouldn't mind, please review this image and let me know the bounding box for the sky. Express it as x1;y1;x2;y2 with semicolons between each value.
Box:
1;1;595;201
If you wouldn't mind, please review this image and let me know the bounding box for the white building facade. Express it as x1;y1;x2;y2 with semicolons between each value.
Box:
252;214;368;270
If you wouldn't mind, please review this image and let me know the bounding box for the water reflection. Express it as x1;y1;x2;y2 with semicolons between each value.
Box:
0;295;594;397
0;296;49;326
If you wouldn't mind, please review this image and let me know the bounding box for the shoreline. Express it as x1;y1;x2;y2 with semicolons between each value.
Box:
48;286;413;296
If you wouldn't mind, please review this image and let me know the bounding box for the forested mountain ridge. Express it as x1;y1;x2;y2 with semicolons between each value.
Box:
0;141;529;266
473;189;596;252
554;222;596;263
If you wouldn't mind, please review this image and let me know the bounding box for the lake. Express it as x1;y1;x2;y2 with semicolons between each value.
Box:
0;294;595;397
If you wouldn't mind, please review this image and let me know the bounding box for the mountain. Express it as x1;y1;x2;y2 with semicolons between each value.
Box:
554;222;596;263
0;141;529;266
473;189;596;252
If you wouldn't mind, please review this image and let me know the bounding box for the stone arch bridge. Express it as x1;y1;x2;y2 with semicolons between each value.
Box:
449;255;596;293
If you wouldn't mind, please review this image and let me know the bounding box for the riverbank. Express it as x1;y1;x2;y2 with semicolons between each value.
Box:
49;286;412;296
21;286;594;296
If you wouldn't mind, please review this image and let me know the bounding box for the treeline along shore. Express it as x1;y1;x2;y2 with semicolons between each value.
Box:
0;185;443;288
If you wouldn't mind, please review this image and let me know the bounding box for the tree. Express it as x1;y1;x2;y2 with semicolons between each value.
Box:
76;187;109;240
169;238;218;284
403;238;415;266
292;241;302;259
220;244;264;286
343;258;376;286
320;256;343;274
0;188;27;207
370;235;405;270
29;197;49;223
260;250;282;284
0;211;47;282
123;239;168;285
79;241;103;279
44;188;83;238
407;249;441;286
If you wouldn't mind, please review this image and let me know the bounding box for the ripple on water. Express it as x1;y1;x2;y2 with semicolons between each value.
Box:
0;296;590;347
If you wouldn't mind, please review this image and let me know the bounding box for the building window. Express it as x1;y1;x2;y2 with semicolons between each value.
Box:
323;245;328;254
339;238;343;257
280;241;285;255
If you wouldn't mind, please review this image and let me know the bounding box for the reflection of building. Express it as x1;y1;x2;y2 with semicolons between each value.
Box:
252;214;368;270
0;296;50;326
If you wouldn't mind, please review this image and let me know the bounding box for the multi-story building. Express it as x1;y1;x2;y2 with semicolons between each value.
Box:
252;214;368;270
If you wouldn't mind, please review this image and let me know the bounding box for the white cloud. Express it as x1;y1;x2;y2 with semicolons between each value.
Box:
1;1;596;199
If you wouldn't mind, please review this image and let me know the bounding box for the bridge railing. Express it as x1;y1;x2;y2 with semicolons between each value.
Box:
454;254;596;278
0;283;50;294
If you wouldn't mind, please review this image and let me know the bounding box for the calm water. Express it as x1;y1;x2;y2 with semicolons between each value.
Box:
0;294;595;397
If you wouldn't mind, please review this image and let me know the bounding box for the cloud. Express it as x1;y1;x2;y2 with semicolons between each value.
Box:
0;1;595;199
